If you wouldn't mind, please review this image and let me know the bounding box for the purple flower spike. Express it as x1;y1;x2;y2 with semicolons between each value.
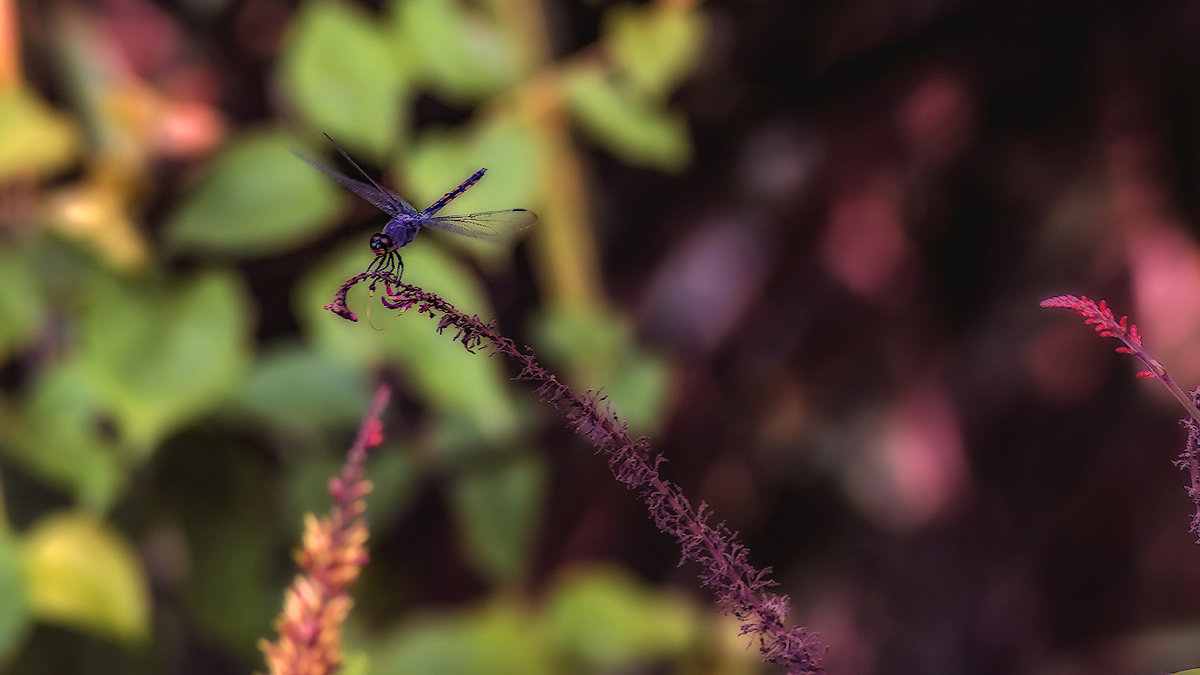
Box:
329;273;826;674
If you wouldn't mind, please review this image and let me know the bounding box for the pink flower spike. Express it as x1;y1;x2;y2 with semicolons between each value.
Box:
364;420;385;448
1041;293;1200;428
1039;294;1144;355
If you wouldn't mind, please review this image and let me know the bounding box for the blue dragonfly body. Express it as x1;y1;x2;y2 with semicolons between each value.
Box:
298;134;536;278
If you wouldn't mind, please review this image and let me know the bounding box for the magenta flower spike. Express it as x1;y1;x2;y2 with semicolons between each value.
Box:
1041;293;1200;541
327;272;826;674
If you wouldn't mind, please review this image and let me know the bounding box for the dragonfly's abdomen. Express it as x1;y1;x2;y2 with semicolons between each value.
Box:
424;168;487;215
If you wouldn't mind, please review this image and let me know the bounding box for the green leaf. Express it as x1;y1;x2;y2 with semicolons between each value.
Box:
448;453;543;584
390;0;522;101
79;271;251;452
532;306;670;433
368;601;553;675
606;4;707;95
164;129;341;255
541;566;697;667
0;88;80;181
0;531;30;662
563;66;691;171
0;248;45;359
280;1;409;152
20;512;150;643
182;493;279;652
230;343;371;432
8;361;127;510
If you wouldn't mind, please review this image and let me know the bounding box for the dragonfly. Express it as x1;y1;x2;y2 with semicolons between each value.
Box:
297;134;537;279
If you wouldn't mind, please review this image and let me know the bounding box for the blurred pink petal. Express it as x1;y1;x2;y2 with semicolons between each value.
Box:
1128;220;1200;383
896;70;975;167
819;176;912;303
847;386;967;530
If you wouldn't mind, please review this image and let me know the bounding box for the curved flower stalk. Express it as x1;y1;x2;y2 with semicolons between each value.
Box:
1041;294;1200;540
326;273;826;674
259;384;391;675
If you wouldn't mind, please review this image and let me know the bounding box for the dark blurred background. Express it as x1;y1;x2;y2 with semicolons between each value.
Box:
2;0;1200;673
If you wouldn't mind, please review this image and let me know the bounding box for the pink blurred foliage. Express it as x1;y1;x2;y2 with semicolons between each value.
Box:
819;172;913;304
895;69;976;169
1098;78;1200;385
80;0;225;157
846;385;967;530
1127;222;1200;384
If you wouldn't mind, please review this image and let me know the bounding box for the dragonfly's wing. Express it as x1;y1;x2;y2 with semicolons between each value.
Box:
420;209;538;239
321;134;420;215
293;149;419;217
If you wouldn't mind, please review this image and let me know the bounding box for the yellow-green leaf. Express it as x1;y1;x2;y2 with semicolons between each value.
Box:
20;512;150;643
542;566;697;667
606;4;707;95
0;88;80;181
564;66;691;171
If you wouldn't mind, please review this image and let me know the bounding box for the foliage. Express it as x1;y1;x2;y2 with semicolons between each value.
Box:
0;0;701;672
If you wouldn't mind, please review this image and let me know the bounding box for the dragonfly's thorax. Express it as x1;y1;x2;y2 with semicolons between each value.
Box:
382;218;420;249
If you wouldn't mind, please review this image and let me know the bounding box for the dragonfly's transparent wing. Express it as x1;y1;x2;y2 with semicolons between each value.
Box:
293;151;419;217
419;209;538;239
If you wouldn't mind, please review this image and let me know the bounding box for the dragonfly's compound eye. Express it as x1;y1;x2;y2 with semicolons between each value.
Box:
369;233;394;253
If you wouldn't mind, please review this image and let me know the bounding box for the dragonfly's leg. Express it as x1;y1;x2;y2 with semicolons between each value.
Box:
395;256;405;281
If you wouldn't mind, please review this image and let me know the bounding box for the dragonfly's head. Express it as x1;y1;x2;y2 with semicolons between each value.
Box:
369;233;395;254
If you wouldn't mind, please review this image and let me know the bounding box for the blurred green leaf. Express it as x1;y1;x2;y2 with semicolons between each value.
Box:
541;566;697;668
280;1;408;152
10;361;128;510
564;66;692;171
164;130;341;255
230;343;371;432
403;121;541;220
533;307;670;433
0;531;30;663
20;512;150;644
448;452;543;584
367;601;553;675
0;88;80;182
80;271;251;452
390;0;522;102
339;651;370;675
606;4;707;95
183;495;279;652
0;249;45;359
